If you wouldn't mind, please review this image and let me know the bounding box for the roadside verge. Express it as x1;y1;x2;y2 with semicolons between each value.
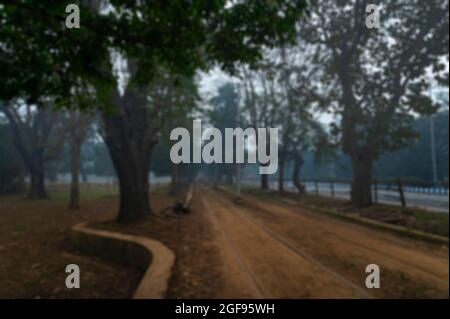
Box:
218;186;449;247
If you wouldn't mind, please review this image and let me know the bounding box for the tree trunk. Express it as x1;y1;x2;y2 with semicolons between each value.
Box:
118;175;151;223
350;155;373;208
170;162;179;195
226;173;233;185
260;174;269;191
278;153;285;193
17;167;27;194
102;85;154;223
339;69;374;208
109;146;152;223
81;171;88;183
68;142;81;209
292;153;305;196
1;106;51;199
28;161;48;199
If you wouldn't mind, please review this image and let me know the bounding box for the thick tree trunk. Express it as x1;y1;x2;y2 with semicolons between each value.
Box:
104;126;153;222
68;143;81;210
350;155;373;208
110;147;152;223
102;84;154;223
292;154;305;196
118;175;151;223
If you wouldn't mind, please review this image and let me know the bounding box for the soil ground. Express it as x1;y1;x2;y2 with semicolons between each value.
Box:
260;188;449;237
1;183;448;298
211;186;449;298
96;184;449;298
0;185;140;298
94;189;233;298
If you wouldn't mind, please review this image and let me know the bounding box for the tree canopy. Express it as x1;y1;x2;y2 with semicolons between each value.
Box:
0;0;309;104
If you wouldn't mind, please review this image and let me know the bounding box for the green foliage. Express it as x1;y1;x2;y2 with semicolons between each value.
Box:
0;0;308;105
0;1;113;103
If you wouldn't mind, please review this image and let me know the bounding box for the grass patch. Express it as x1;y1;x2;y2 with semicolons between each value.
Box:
47;183;169;201
47;184;120;200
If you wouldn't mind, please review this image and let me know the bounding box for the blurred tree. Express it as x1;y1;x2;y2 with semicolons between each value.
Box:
302;0;449;207
242;43;331;194
242;65;278;190
374;110;449;181
67;111;92;210
151;142;172;178
208;83;240;184
0;102;67;198
91;141;116;179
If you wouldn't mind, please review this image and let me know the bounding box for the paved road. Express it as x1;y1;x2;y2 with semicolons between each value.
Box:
199;186;449;298
303;183;449;213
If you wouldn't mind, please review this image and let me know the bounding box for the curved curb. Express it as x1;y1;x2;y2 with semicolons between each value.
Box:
71;222;175;299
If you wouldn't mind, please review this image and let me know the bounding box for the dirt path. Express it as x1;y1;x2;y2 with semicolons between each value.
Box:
201;186;371;298
199;186;449;298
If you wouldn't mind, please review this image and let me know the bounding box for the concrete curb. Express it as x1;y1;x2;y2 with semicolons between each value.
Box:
71;222;175;299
